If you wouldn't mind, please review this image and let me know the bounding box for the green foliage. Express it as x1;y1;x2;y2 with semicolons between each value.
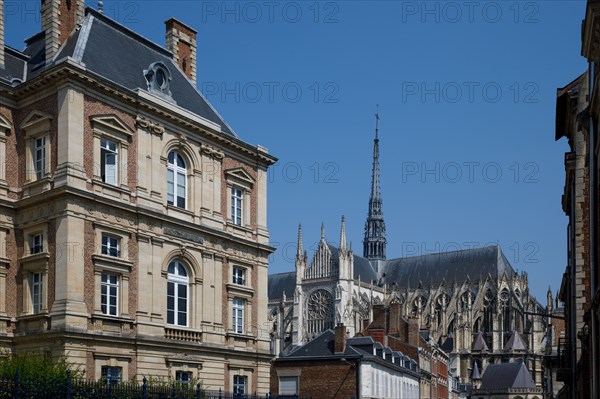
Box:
0;349;82;380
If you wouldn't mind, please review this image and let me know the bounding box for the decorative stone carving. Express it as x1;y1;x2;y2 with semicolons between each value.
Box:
200;144;224;160
136;115;165;137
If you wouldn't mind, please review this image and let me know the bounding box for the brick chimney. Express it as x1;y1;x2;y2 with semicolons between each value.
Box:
388;302;403;336
334;323;346;354
41;0;85;64
408;317;419;347
0;0;5;67
165;18;197;86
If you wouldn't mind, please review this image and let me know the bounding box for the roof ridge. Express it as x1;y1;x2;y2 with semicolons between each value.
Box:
85;7;173;59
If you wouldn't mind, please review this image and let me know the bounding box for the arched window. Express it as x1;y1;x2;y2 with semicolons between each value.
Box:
167;151;187;208
306;289;333;339
167;260;189;326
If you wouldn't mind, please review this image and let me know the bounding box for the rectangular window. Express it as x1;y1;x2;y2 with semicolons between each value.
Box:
101;273;119;316
176;371;192;386
279;376;298;395
31;272;43;314
101;366;121;386
101;235;120;257
167;281;188;327
101;138;118;185
233;375;247;395
232;299;245;334
231;188;243;225
33;136;46;180
30;234;43;254
232;267;246;285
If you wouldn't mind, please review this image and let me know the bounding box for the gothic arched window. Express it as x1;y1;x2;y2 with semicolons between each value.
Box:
306;289;334;338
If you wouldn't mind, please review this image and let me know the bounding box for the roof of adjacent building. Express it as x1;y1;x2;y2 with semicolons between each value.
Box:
479;362;536;390
268;272;296;302
278;329;419;376
1;7;236;137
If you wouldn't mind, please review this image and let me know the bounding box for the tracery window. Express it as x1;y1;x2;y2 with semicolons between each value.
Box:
306;289;333;338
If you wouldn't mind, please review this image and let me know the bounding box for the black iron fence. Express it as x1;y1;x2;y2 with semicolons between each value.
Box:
0;371;304;399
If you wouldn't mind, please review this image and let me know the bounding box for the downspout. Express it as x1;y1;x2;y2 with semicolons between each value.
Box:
355;359;361;399
588;61;598;399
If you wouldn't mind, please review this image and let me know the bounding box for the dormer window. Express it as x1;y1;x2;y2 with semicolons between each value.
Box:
144;62;173;99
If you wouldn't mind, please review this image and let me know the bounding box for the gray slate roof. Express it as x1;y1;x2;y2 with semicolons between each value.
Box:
1;8;236;137
479;362;536;390
503;331;528;352
382;245;515;288
472;332;490;351
268;272;296;302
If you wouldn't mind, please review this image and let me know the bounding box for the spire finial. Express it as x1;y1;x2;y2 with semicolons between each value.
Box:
321;223;325;240
297;224;303;259
98;0;104;13
340;215;347;252
375;104;380;141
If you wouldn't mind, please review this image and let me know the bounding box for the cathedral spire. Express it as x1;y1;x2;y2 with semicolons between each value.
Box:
363;106;387;261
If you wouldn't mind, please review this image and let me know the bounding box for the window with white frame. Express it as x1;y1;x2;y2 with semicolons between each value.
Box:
101;273;119;316
101;366;121;385
232;267;246;286
232;298;245;334
167;151;187;208
279;376;298;395
101;138;118;185
31;272;43;314
231;187;243;225
167;260;189;327
101;234;120;257
33;136;46;180
233;375;247;395
176;371;192;386
30;233;43;254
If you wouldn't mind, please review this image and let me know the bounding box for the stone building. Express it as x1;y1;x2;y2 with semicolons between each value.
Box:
0;1;276;393
268;116;547;391
553;1;600;394
270;324;420;398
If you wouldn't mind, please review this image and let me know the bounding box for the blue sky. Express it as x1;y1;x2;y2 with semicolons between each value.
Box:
4;0;587;301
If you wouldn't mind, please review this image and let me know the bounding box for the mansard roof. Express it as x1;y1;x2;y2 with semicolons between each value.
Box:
382;245;515;288
268;272;296;302
1;8;236;137
479;362;536;390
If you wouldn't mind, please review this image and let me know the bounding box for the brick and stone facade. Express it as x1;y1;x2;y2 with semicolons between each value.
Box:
0;2;276;393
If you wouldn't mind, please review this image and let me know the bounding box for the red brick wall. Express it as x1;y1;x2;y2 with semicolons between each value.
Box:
271;361;356;398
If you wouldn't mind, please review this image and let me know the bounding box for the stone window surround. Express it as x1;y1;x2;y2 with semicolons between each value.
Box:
20;111;53;184
93;353;130;382
20;223;49;316
225;168;254;230
92;223;132;318
0;114;12;185
227;365;254;395
91;115;133;191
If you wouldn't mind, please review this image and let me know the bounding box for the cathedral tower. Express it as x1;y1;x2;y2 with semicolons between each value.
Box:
363;108;387;260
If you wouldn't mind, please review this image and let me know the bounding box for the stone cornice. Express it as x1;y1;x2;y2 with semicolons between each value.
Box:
582;2;600;61
0;60;277;168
